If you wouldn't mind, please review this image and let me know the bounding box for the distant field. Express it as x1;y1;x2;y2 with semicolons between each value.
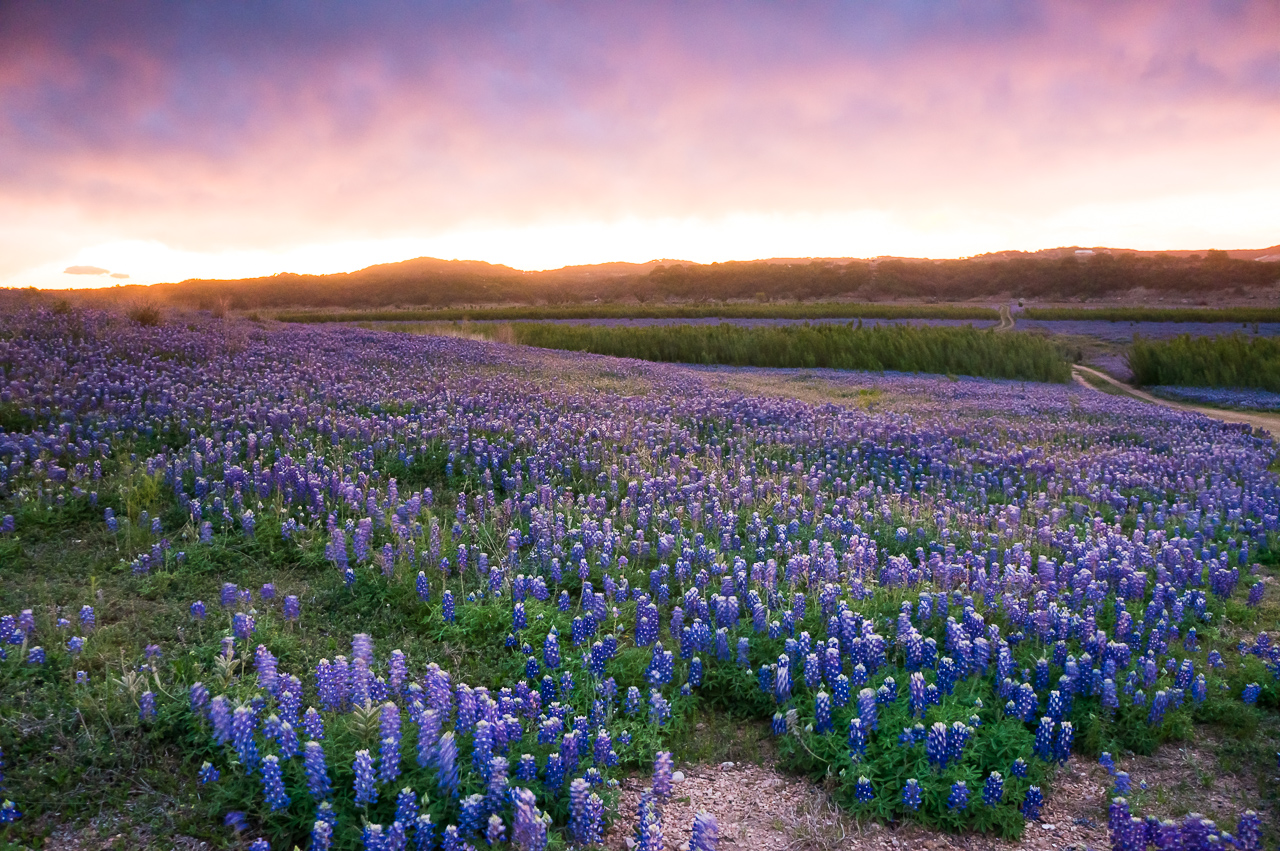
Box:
1129;334;1280;392
1022;306;1280;323
276;302;1000;323
508;321;1073;382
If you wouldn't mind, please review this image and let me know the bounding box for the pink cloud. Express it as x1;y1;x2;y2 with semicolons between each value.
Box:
1;0;1278;279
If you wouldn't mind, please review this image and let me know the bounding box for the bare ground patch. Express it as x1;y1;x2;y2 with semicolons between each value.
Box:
605;755;1115;851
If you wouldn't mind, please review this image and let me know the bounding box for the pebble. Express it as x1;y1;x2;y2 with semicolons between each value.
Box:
720;761;735;770
1042;823;1057;831
625;839;636;850
672;770;686;783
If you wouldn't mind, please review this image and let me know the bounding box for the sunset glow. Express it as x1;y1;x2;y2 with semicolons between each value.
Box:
3;1;1279;288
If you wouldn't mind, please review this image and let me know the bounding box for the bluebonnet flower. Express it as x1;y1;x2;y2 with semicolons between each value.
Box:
691;812;719;851
459;794;485;838
380;723;402;785
1055;721;1074;764
544;631;561;669
484;814;505;846
833;674;850;708
848;717;867;761
310;820;333;851
636;793;665;851
855;776;875;803
908;671;927;718
775;654;792;703
261;754;289;811
189;681;210;719
79;605;95;632
1191;674;1208;704
1235;810;1261;851
544;753;566;793
198;761;219;784
304;707;325;741
858;687;878;731
27;646;45;665
772;712;786;736
948;781;970;810
983;772;1004;806
1148;690;1170;726
354;749;378;805
1021;786;1043;820
648;689;671;726
1113;771;1131;796
814;691;832;734
1011;757;1028;778
414;814;436;851
512;787;548;851
436;732;459;797
947;721;970;765
758;665;774;695
305;741;331;799
442;590;454;622
902;778;922;810
232;612;255;640
232;706;258;772
1242;683;1260;704
653;750;673;797
925;722;948;768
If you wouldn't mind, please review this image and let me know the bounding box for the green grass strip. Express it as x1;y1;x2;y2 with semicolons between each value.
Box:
276;302;1000;324
509;322;1073;383
1128;334;1280;392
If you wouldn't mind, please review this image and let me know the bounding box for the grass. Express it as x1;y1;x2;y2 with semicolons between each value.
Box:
276;302;1000;324
506;322;1075;382
1128;334;1280;392
1023;306;1280;323
1075;369;1130;396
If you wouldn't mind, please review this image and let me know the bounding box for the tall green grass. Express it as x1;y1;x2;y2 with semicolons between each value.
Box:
277;302;999;324
509;322;1073;382
1023;306;1280;323
1128;334;1280;392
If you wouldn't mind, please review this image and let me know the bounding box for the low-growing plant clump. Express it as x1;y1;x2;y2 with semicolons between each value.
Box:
0;306;1276;851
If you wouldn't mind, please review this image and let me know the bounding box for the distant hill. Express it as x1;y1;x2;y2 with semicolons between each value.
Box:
37;245;1280;310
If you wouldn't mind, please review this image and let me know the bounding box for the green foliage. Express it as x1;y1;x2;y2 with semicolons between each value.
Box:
280;302;1000;323
1128;334;1280;392
58;251;1277;312
509;322;1074;383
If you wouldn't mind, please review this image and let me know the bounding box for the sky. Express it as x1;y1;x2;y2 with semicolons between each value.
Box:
2;1;1279;289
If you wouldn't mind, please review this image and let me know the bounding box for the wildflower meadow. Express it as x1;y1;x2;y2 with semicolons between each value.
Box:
0;305;1276;850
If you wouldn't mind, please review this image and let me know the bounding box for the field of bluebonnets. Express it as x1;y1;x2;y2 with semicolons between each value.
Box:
0;303;1277;851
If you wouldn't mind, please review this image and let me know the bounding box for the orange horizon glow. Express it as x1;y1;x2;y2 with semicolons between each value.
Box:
3;2;1279;290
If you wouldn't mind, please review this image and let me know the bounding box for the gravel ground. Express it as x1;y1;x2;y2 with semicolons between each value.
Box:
606;756;1113;851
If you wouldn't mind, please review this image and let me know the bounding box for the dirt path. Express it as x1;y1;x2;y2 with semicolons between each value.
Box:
1073;364;1279;435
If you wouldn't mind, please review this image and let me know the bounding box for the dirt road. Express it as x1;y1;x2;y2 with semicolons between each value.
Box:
1073;364;1279;435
